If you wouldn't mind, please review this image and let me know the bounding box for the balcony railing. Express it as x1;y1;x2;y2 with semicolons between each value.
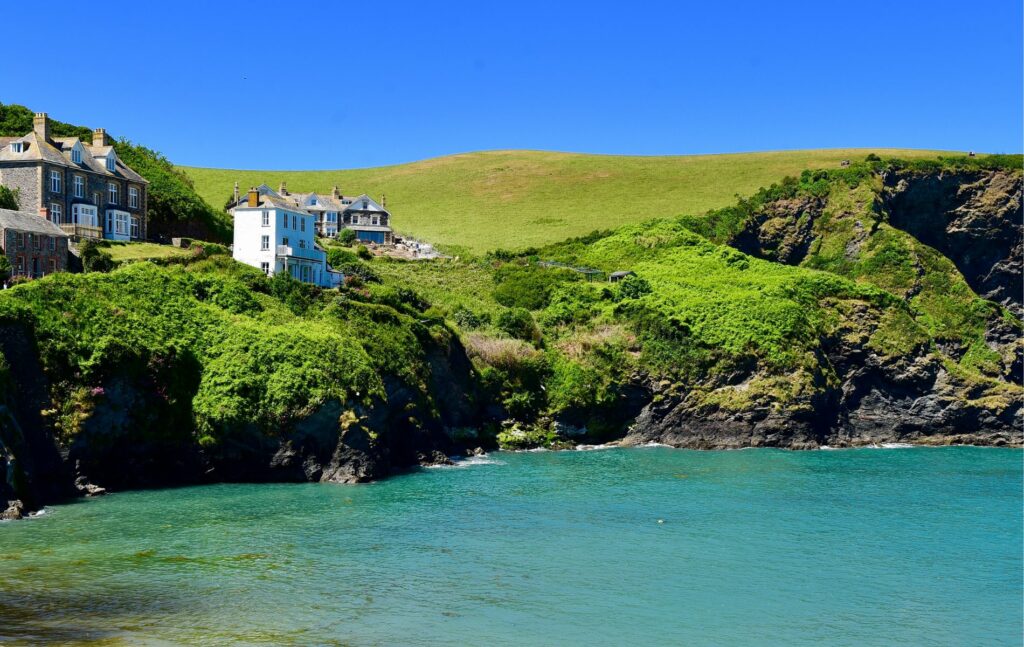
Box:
277;244;323;261
60;223;103;239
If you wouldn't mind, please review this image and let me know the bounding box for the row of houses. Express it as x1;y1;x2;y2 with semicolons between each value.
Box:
0;112;399;285
226;184;395;288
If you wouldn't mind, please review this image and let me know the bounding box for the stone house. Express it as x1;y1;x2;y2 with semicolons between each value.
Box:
229;183;394;244
0;207;70;279
0;113;149;242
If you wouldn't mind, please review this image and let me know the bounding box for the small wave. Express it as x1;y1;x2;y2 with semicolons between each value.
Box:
29;509;47;517
638;441;671;448
866;443;916;449
426;455;505;469
575;443;616;451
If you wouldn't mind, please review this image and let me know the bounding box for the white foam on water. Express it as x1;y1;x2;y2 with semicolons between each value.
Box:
574;443;617;451
638;441;671;448
425;455;505;469
878;443;916;449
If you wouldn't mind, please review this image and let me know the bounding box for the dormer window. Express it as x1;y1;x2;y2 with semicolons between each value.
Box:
10;142;23;153
310;197;317;205
71;148;82;164
106;156;115;172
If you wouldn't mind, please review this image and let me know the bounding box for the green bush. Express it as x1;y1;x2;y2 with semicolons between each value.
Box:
0;185;17;210
337;229;357;245
356;245;372;260
79;239;114;273
452;307;490;330
496;308;541;343
617;275;652;300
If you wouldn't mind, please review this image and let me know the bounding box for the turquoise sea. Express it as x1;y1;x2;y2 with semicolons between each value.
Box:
0;446;1020;646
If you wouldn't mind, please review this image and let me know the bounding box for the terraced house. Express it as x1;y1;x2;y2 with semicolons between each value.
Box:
229;183;394;244
0;113;148;241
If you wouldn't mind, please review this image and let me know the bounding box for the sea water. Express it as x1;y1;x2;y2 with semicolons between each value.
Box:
0;446;1020;646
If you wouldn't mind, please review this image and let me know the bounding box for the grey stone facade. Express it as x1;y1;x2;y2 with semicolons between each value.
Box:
0;114;149;241
0;208;70;280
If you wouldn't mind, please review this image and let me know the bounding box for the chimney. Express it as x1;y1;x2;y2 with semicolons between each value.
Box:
279;181;288;196
233;181;240;204
247;188;259;208
38;206;49;221
331;185;340;199
381;193;387;209
33;113;50;141
92;128;109;147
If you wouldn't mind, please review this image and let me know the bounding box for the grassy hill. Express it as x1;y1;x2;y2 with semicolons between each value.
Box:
181;148;958;254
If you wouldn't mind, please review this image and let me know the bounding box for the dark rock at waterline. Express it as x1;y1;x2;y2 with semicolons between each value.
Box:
1;499;24;520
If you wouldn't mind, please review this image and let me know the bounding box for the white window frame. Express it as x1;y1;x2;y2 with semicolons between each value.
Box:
108;182;118;205
106;156;115;172
50;202;62;223
73;175;85;198
260;262;270;275
49;236;56;251
262;211;270;227
129;186;139;209
130;216;140;239
260;235;269;251
50;170;62;193
71;148;82;164
10;142;23;153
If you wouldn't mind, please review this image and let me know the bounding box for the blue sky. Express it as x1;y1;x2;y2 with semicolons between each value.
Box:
2;0;1020;169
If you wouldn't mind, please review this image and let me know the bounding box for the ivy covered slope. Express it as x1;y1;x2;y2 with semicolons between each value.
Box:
0;256;480;512
0;103;231;242
376;155;1023;449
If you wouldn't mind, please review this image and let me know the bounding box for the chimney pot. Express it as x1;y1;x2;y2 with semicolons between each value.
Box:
331;185;340;199
33;113;50;141
279;182;288;196
247;189;259;208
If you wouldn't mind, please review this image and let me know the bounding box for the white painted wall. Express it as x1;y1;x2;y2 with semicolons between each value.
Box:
233;206;338;287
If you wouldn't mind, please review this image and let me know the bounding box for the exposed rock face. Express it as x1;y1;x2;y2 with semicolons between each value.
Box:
625;311;1022;449
0;322;483;515
882;169;1023;317
730;195;825;265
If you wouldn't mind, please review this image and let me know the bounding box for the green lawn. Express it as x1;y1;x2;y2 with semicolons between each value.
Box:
180;148;957;254
103;242;193;262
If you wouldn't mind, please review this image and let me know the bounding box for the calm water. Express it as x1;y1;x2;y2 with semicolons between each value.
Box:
0;446;1020;646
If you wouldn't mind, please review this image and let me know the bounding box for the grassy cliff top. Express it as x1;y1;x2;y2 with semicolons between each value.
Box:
180;148;959;254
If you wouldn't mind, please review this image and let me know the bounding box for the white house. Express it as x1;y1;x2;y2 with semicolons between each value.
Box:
232;189;343;288
228;183;394;244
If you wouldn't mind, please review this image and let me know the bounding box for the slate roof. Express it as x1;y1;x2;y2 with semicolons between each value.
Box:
0;132;148;184
0;208;69;236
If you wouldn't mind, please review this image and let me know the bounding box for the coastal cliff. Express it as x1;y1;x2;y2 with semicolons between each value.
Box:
1;156;1021;518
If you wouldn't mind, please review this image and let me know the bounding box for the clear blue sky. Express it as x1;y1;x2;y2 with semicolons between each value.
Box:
2;0;1020;169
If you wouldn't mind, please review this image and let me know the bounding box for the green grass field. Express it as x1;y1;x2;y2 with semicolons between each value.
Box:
180;148;957;254
103;242;193;262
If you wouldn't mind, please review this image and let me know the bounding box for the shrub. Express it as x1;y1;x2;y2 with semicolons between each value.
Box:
617;275;652;300
327;247;359;268
493;264;574;310
79;239;114;273
0;185;17;210
452;306;490;330
337;229;357;245
0;255;10;282
497;308;541;343
356;245;372;260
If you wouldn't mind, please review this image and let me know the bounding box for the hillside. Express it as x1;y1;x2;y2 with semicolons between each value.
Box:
1;156;1020;517
181;148;958;253
0;103;231;242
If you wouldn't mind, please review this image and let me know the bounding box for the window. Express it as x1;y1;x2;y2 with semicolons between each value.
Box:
112;212;129;235
50;203;62;223
282;213;288;229
32;234;40;250
17;233;24;250
260;235;270;251
371;215;379;226
49;170;62;193
49;236;55;251
300;218;305;232
10;142;23;153
15;256;23;275
299;240;306;249
310;197;317;205
73;175;85;198
93;192;100;206
260;262;270;275
49;258;57;274
131;216;139;239
292;215;297;229
106;156;115;172
71;148;82;164
282;237;289;246
108;182;119;205
261;211;269;227
129;187;139;209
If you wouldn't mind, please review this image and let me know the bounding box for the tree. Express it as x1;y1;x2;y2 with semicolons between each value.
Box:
0;255;10;283
0;185;17;210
